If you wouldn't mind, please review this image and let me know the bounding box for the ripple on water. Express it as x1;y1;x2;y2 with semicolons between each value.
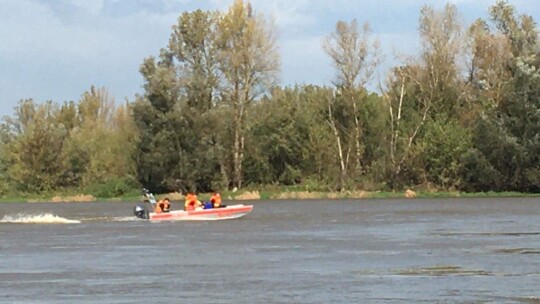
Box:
488;296;540;304
434;231;540;237
394;265;492;277
348;265;496;277
495;248;540;255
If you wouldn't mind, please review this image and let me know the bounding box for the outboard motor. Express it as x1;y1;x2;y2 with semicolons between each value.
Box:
133;204;149;219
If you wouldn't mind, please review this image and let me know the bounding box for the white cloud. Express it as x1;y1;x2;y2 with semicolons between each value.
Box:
0;0;181;115
1;0;540;117
250;0;316;34
71;0;105;14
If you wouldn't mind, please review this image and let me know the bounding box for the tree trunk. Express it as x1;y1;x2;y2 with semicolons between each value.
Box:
232;92;245;189
351;95;363;173
327;101;347;190
232;108;242;189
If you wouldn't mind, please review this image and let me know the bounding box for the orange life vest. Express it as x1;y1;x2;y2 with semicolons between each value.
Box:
155;199;170;213
210;193;222;208
185;194;198;211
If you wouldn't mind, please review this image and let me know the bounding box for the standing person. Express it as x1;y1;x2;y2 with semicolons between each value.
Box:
210;192;225;208
184;192;202;211
154;197;171;213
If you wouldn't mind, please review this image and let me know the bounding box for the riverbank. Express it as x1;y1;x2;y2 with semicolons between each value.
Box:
1;188;539;203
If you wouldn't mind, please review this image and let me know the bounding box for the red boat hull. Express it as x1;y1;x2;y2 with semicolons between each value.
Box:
149;204;253;221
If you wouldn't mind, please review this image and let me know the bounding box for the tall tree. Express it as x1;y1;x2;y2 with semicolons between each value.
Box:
216;0;279;189
169;9;222;191
134;9;225;193
383;3;468;189
462;0;540;192
418;3;464;119
169;9;219;112
323;20;379;176
132;54;181;193
323;20;380;181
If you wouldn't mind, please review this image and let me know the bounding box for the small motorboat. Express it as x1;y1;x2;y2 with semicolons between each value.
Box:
133;189;253;221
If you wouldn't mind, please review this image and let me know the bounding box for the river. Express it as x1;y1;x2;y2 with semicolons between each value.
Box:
1;197;540;303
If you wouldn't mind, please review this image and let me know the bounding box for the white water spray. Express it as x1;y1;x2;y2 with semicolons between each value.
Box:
0;213;81;224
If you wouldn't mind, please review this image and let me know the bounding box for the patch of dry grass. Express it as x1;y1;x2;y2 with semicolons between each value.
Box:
404;189;417;198
159;192;184;201
234;191;261;200
273;190;372;200
326;192;340;199
49;194;96;203
348;191;370;198
273;191;326;199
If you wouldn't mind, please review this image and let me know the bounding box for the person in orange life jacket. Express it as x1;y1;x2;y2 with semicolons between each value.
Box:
154;197;171;213
210;192;225;208
184;192;202;211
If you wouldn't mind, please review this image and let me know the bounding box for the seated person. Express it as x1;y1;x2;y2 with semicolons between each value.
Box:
184;192;202;211
154;197;171;213
210;192;225;208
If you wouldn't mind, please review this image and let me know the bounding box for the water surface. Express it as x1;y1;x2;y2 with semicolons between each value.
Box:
1;198;540;303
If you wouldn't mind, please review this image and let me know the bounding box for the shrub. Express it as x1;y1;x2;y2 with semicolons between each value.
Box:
84;177;140;198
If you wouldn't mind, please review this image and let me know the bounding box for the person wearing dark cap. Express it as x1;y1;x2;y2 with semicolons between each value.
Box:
155;197;171;213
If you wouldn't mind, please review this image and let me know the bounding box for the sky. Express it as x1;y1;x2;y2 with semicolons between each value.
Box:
1;0;539;117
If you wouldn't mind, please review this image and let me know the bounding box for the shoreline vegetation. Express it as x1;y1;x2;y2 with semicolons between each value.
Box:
1;188;539;203
2;1;540;200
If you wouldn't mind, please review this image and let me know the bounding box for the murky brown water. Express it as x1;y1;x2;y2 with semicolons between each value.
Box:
1;197;540;303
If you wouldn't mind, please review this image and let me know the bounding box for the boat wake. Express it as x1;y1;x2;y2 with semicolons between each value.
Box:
109;216;141;222
0;213;81;224
77;216;140;222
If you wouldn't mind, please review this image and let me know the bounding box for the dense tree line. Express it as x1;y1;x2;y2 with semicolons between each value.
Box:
0;87;138;196
1;0;539;196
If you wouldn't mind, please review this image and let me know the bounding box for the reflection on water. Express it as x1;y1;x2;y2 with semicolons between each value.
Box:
1;197;540;303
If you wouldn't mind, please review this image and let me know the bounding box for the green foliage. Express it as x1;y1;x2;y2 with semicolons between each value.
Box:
357;92;387;177
133;11;222;193
419;118;473;190
3;1;540;197
83;176;140;198
460;148;504;192
133;3;279;192
463;1;540;192
60;87;138;190
169;9;218;112
216;0;279;189
246;86;315;185
0;87;138;196
2;100;68;192
132;55;182;192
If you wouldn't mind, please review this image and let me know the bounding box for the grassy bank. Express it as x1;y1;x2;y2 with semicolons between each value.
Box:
1;186;539;203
